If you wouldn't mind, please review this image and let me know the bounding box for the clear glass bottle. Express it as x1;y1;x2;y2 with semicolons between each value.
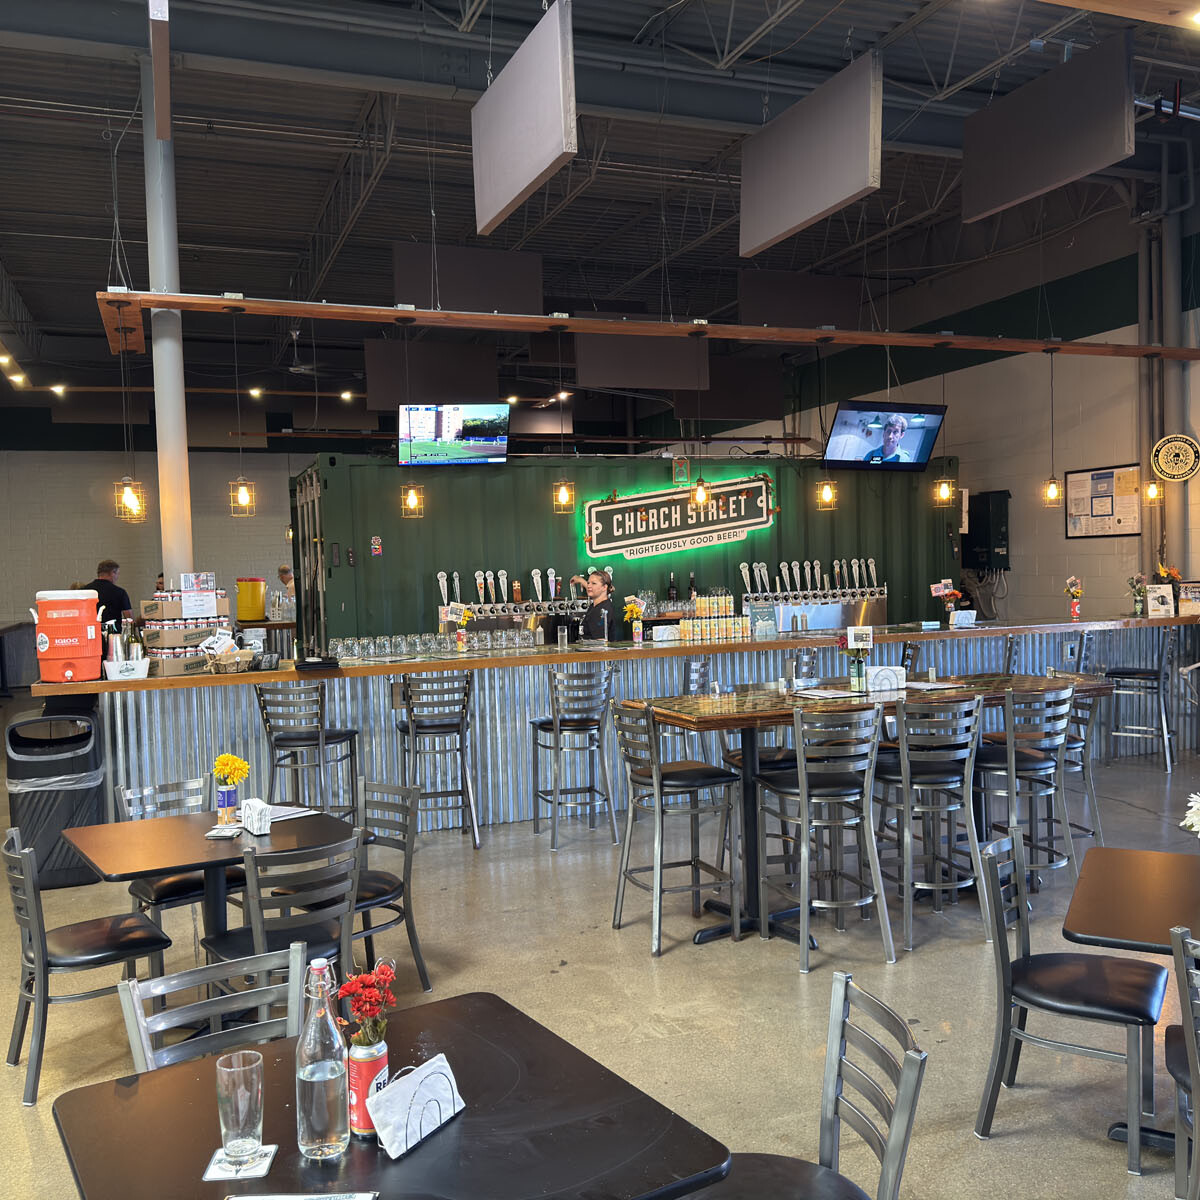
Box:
296;958;350;1160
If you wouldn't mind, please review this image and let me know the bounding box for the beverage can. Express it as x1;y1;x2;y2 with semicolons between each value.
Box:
348;1040;388;1138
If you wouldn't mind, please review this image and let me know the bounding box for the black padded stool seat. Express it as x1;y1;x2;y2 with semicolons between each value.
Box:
974;742;1052;771
687;1152;870;1200
202;919;342;964
1166;1023;1190;1092
1107;666;1160;680
354;867;404;909
410;717;466;736
42;913;171;969
529;714;603;732
631;760;740;791
874;760;968;787
1010;952;1167;1025
271;727;356;748
753;768;866;799
129;865;245;906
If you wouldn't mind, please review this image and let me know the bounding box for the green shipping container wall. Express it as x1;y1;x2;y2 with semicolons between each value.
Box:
300;455;959;639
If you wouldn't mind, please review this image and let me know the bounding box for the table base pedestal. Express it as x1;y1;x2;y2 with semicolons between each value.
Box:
1105;1121;1175;1156
693;899;819;948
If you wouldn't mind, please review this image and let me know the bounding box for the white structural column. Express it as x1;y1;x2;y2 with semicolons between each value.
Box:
140;54;194;581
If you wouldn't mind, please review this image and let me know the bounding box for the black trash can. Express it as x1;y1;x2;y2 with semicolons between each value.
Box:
5;710;104;889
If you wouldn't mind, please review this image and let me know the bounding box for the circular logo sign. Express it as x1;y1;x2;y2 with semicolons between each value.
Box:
36;632;49;653
1152;434;1200;482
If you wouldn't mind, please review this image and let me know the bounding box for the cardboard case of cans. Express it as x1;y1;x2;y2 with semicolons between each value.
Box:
678;596;748;644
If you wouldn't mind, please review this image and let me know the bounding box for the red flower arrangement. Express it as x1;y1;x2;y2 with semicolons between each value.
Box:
337;961;396;1047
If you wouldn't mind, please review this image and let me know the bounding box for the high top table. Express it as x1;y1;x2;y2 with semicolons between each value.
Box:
54;990;731;1200
638;672;1111;945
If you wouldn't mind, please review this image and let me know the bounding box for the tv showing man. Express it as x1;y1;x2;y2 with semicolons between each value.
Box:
863;414;912;464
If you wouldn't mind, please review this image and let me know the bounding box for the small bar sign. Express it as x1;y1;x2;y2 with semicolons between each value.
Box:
585;476;774;560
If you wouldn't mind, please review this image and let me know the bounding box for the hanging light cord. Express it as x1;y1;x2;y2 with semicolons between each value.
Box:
232;310;243;481
1048;350;1056;481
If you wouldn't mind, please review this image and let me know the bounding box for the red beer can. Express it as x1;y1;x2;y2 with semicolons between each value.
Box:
348;1040;389;1137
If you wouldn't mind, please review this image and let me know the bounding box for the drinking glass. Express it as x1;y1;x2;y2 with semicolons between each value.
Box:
436;632;452;654
215;1050;263;1165
359;637;376;659
344;637;361;660
478;630;492;651
328;638;343;661
419;633;436;655
518;629;533;648
390;634;407;656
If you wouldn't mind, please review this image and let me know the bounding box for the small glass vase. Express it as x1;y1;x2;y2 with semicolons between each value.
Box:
216;784;238;825
1070;598;1081;622
849;658;868;693
348;1038;388;1139
1134;596;1144;618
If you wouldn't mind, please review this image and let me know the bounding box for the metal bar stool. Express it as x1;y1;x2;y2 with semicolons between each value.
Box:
395;671;481;849
874;696;985;951
530;662;619;851
256;681;359;815
1107;626;1177;772
611;701;741;956
973;684;1077;892
754;704;894;973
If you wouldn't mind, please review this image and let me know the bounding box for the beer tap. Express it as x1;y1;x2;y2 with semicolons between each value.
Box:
803;561;813;593
840;559;850;596
531;568;543;604
437;571;449;608
547;568;557;603
452;571;461;604
780;561;792;592
485;570;496;605
474;570;486;605
791;561;801;598
812;559;822;597
498;570;508;604
833;560;842;592
868;558;878;590
851;559;861;592
739;561;752;595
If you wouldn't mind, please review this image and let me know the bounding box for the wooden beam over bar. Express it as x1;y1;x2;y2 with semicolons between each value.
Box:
96;290;1200;362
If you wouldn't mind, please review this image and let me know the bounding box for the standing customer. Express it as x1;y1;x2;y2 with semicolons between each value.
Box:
87;559;133;629
278;564;295;597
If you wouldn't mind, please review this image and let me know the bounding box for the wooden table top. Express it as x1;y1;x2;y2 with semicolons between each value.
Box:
1062;846;1200;955
634;673;1111;732
54;990;730;1200
61;810;356;881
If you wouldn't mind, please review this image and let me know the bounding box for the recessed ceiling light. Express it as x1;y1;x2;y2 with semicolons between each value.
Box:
340;390;353;402
7;373;25;385
506;394;519;405
0;355;10;365
557;390;572;401
51;384;66;396
249;387;263;398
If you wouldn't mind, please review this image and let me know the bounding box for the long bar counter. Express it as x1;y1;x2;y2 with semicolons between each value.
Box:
30;615;1198;827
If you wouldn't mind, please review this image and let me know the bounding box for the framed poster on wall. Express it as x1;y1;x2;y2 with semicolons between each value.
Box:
1064;464;1142;538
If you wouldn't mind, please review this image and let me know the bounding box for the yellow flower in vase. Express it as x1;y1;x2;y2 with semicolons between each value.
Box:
212;753;249;787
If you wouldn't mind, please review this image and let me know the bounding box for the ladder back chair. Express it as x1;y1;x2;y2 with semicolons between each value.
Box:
1107;625;1178;771
1168;925;1200;1200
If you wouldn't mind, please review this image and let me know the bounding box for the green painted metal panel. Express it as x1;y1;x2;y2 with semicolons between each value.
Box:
309;455;958;636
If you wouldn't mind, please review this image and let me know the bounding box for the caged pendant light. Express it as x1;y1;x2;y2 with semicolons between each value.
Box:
1042;349;1063;508
113;321;147;522
227;310;256;517
1142;477;1163;508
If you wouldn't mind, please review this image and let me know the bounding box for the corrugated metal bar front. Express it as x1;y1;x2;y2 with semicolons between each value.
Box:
97;625;1197;828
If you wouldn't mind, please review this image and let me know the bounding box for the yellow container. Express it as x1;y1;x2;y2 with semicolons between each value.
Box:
236;577;267;622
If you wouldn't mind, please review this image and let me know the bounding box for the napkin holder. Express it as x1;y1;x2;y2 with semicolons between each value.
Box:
366;1052;465;1160
866;665;906;692
241;797;272;836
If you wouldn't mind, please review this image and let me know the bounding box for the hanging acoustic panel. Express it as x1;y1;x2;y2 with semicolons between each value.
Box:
739;52;882;258
471;0;578;236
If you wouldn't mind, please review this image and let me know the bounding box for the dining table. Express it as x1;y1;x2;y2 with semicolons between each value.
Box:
636;671;1112;945
60;809;358;936
53;990;731;1200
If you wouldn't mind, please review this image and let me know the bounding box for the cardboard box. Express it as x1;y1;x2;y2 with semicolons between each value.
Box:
147;655;209;678
142;626;220;649
141;597;231;620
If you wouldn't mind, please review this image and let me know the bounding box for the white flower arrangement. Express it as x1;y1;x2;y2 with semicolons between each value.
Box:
1181;794;1200;835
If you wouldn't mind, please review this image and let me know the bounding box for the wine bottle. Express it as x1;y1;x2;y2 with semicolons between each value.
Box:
688;572;697;600
667;572;678;603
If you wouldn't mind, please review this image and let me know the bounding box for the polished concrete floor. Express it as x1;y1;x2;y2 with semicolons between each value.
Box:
3;695;1199;1199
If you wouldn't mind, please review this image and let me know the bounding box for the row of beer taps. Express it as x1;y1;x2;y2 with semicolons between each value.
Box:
739;557;885;602
435;568;592;614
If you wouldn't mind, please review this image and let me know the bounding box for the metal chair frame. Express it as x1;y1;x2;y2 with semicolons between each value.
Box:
1171;925;1200;1200
530;663;619;851
900;641;920;675
612;701;741;957
256;681;359;813
353;781;431;991
395;671;480;848
1108;626;1178;772
687;970;927;1200
3;827;170;1105
118;941;305;1072
974;685;1078;889
975;831;1166;1175
875;696;985;951
756;704;894;973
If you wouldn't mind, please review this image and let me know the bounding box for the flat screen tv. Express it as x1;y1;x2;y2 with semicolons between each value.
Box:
822;399;947;471
397;403;510;465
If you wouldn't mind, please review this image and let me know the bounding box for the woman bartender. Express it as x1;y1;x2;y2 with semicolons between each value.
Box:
569;568;616;641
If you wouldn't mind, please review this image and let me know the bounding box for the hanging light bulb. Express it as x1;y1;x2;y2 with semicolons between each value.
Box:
552;478;575;515
1142;477;1163;507
816;478;838;511
932;477;956;508
229;475;257;517
692;476;709;506
1042;476;1062;508
401;482;424;518
285;524;294;542
114;475;147;523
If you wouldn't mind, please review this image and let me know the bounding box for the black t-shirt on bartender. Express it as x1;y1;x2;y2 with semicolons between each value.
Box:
88;578;132;630
581;598;616;641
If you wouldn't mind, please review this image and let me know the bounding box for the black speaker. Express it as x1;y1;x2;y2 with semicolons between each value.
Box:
963;490;1011;571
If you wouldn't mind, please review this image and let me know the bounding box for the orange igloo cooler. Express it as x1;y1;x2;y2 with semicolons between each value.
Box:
35;589;101;683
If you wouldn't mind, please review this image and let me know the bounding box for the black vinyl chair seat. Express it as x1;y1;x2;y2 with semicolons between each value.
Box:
687;1152;871;1200
355;867;404;908
874;760;968;787
631;760;740;790
202;919;342;964
530;714;603;732
42;913;171;970
271;727;357;748
1010;952;1167;1025
409;716;465;735
1166;1022;1190;1092
974;743;1053;772
753;768;866;799
129;865;245;906
1106;666;1160;680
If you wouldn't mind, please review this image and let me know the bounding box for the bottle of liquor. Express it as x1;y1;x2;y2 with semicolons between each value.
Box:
667;572;678;604
688;572;697;600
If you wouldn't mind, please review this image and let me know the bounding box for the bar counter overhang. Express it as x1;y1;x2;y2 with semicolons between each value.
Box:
33;615;1199;828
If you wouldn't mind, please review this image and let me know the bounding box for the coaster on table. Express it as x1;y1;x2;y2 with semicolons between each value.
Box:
201;1143;277;1181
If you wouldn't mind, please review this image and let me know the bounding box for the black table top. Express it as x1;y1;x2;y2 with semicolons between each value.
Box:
60;810;357;881
1062;846;1200;955
54;990;730;1200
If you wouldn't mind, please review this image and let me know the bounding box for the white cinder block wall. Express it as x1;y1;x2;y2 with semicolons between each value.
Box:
0;451;297;619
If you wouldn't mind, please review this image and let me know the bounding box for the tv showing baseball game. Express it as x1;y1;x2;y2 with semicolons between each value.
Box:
822;399;947;471
397;403;510;465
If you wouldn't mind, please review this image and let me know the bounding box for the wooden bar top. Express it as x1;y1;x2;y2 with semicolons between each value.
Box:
31;613;1196;697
